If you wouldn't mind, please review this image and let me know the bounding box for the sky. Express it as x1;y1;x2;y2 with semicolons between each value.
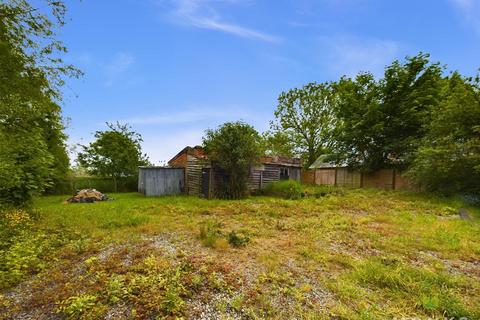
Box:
58;0;480;164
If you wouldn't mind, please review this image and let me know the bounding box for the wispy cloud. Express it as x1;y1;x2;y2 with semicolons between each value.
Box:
117;107;251;126
449;0;480;34
104;52;135;86
319;35;401;78
153;0;281;43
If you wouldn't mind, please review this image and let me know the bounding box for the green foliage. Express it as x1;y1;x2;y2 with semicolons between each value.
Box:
0;0;79;206
49;176;138;195
262;130;296;158
351;258;471;318
203;121;263;199
263;180;303;200
0;208;76;289
2;190;479;319
57;294;99;320
77;122;150;192
271;82;336;167
408;72;480;194
199;219;223;247
331;53;444;171
227;230;250;247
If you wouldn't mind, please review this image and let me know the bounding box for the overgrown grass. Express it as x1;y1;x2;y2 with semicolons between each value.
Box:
262;180;303;199
1;189;479;319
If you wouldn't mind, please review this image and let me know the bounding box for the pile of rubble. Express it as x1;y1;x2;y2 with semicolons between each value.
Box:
67;189;109;203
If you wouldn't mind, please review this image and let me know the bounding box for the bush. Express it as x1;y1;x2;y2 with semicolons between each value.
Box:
263;180;303;200
203;121;263;199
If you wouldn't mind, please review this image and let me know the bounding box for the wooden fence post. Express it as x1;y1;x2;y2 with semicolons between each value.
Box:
392;169;396;190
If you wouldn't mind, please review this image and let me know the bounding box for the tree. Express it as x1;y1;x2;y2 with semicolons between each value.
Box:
0;0;80;206
331;53;444;171
0;100;54;206
271;82;336;167
203;121;262;199
77;123;150;192
261;130;296;158
407;72;480;194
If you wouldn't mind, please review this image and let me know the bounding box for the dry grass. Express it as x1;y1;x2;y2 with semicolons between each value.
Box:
1;188;479;319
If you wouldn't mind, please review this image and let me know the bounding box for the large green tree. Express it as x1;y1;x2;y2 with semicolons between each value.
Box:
203;121;262;199
408;72;480;194
331;53;444;171
77;123;150;192
271;82;336;167
0;0;80;206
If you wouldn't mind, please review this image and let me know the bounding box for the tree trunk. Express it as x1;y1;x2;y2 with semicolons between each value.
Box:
113;176;118;193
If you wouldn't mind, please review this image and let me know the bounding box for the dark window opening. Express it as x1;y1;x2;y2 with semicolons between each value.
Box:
280;167;289;180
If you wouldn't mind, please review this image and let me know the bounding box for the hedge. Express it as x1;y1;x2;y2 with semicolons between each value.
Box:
46;177;138;195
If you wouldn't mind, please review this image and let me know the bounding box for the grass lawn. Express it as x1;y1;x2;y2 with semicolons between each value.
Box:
1;188;479;319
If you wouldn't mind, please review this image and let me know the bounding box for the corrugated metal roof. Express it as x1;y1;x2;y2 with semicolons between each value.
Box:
309;155;342;169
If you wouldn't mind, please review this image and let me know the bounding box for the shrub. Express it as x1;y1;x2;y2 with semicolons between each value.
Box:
263;180;303;199
203;121;263;199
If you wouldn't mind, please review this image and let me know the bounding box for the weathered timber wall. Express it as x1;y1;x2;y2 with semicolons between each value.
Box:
362;169;394;189
138;167;184;196
186;155;208;196
302;168;413;190
336;168;362;188
315;169;336;186
301;170;315;185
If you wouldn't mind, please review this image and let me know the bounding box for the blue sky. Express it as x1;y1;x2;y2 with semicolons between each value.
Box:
60;0;480;164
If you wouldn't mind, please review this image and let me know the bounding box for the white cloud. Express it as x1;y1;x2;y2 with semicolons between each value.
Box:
154;0;281;43
319;35;401;78
450;0;480;34
104;52;135;86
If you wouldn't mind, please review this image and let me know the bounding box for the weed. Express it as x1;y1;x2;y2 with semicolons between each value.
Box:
350;258;470;317
2;190;479;319
57;294;99;319
227;230;250;247
198;219;223;248
263;180;303;199
105;274;128;303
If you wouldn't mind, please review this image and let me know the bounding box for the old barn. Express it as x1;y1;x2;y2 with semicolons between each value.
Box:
165;146;302;198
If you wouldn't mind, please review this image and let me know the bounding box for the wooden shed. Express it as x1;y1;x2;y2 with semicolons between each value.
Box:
168;146;302;198
138;167;184;196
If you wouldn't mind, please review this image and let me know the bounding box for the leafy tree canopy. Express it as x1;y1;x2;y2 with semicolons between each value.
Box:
271;82;336;167
0;0;79;206
331;53;444;171
408;72;480;194
77;123;150;192
261;130;296;158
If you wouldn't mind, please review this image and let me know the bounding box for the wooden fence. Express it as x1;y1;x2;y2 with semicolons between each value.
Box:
302;168;414;190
